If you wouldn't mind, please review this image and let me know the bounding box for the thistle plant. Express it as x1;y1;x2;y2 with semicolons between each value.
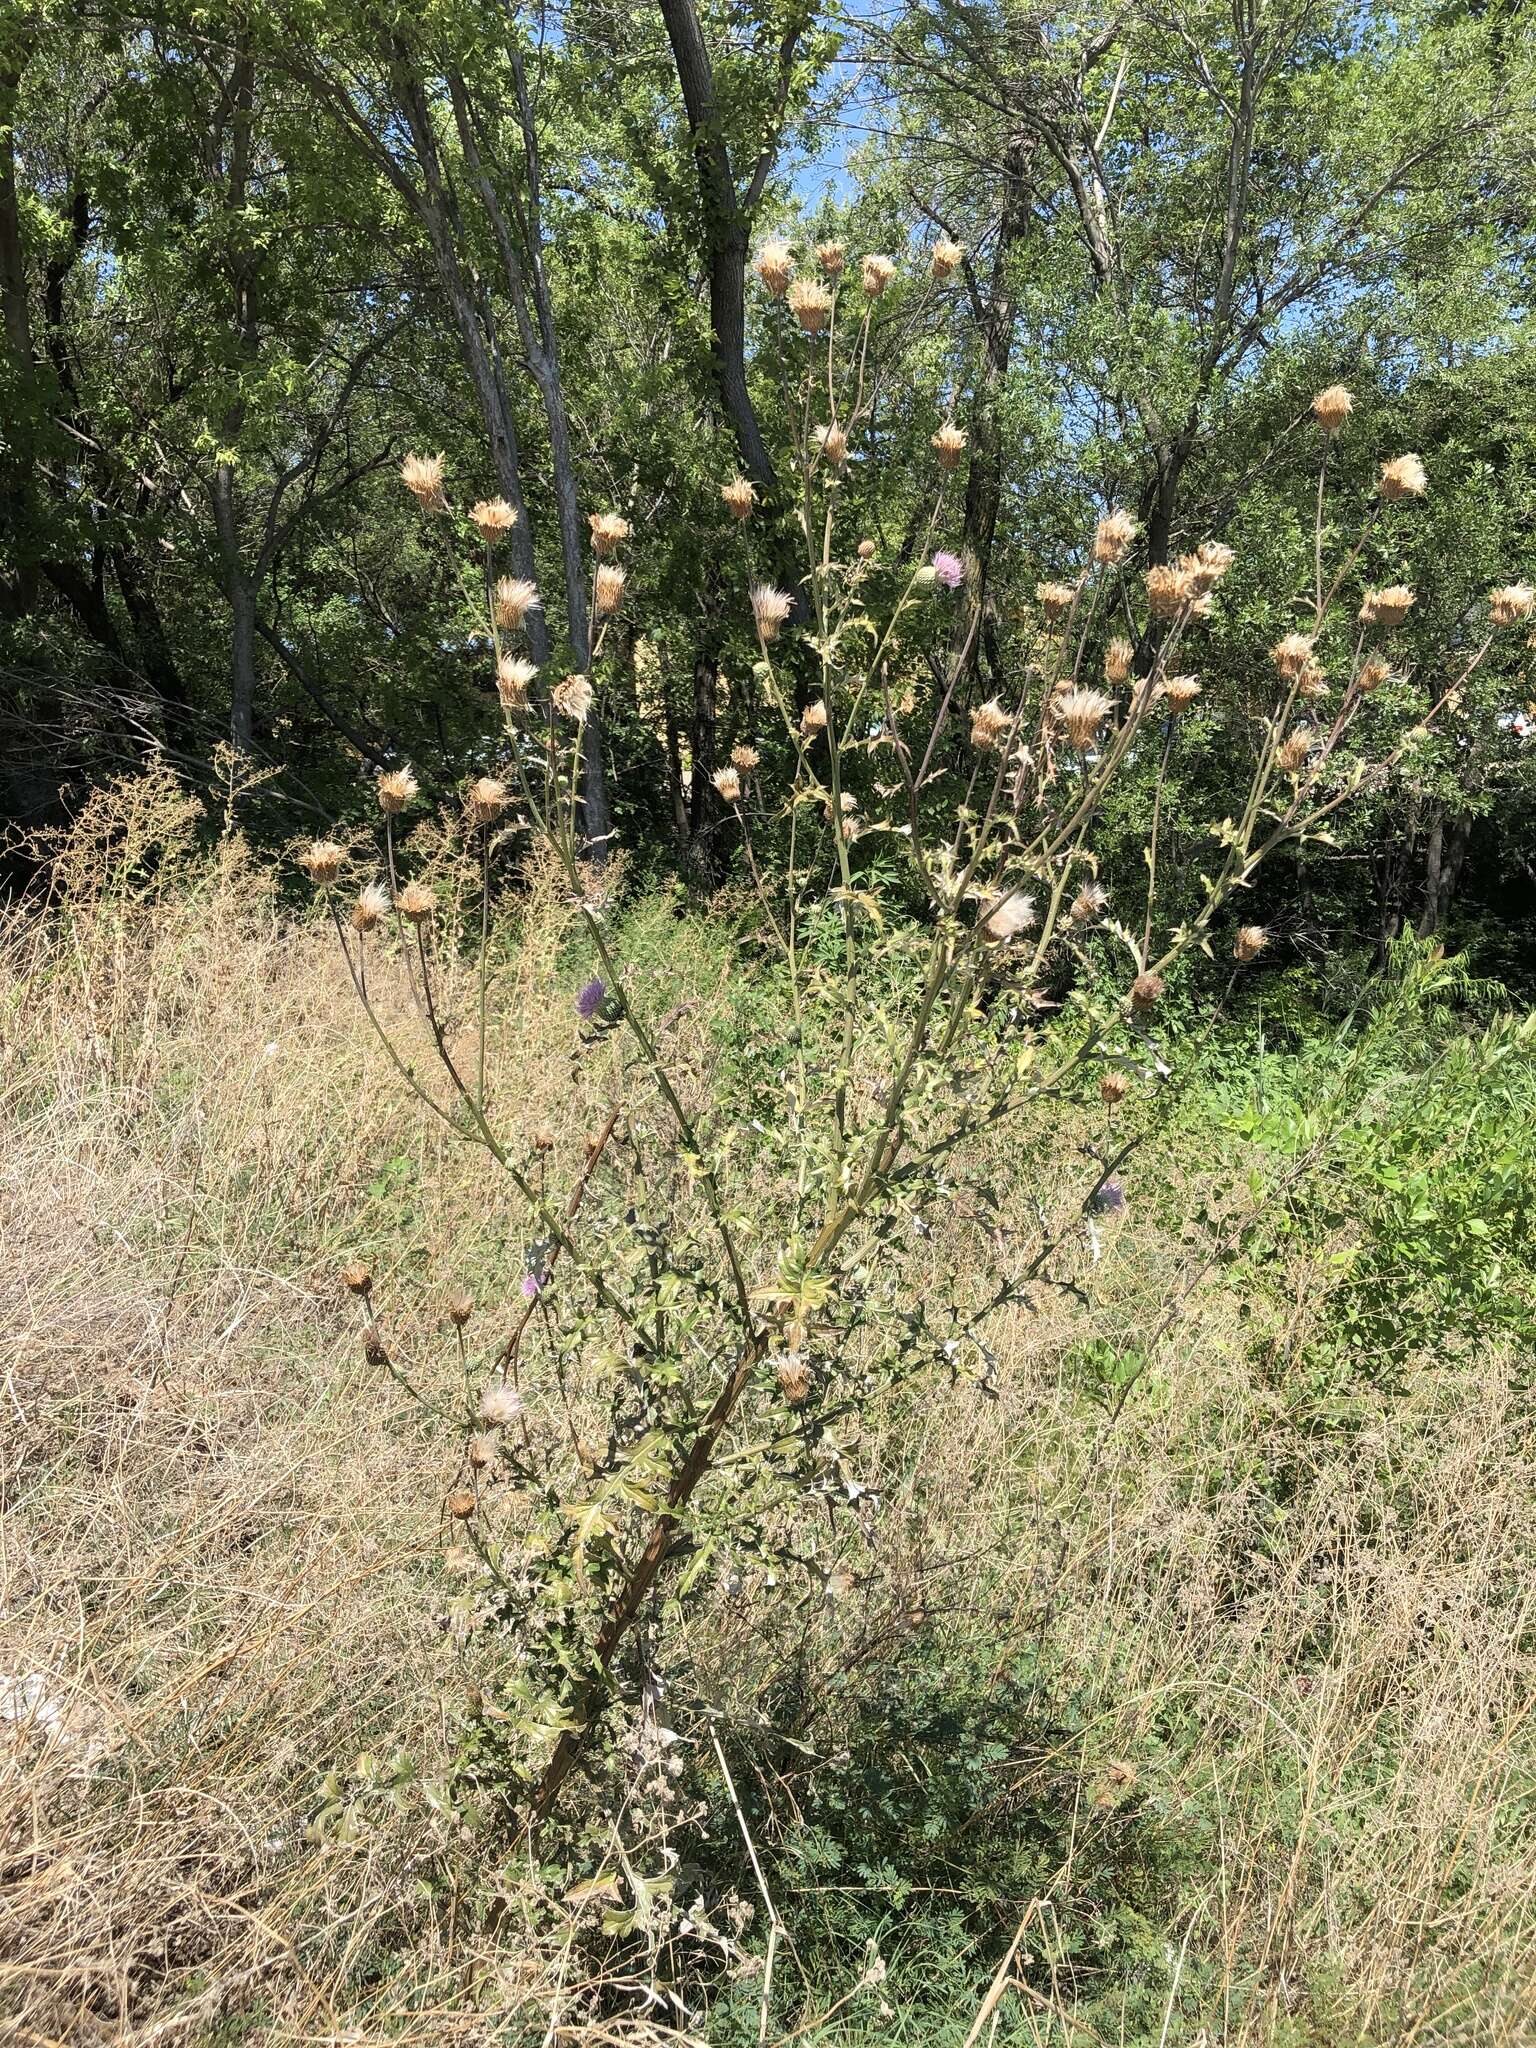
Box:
306;242;1525;1842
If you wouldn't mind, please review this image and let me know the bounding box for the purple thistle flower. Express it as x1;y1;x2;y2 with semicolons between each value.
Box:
521;1271;543;1300
1091;1177;1127;1215
575;975;606;1019
932;550;965;590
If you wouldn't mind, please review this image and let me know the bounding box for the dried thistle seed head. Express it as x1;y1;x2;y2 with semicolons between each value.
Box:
1276;726;1314;773
446;1487;477;1521
1311;384;1354;434
931;421;968;469
466;776;508;824
777;1358;811;1405
1036;580;1079;624
395;879;435;922
468;1433;497;1470
753;238;795;295
1297;662;1330;701
800;698;828;735
1358;655;1393;693
861;252;896;297
1160;674;1202;712
1188;540;1235;593
300;838;345;885
1130;970;1165;1011
751;584;793;641
857;538;876;560
1271;631;1316;679
816;239;847;279
594;563;626;615
478;1380;524;1428
1360;584;1415;629
1234;924;1269;963
788;276;834;333
552;672;594;722
721;475;756;520
400;450;447;510
352;881;390;932
377;766;418;815
1094;509;1138;566
712;766;741;802
469;496;517;540
815;421;848;465
1070;880;1109;923
1489;582;1535;627
983;889;1036;940
930;236;964;280
1055;687;1114;751
730;744;760;772
363;1323;389;1368
589;511;631;556
532;1124;556;1152
447;1288;475;1327
494;576;542;629
496;653;538;709
1105;636;1135;685
970;696;1011;750
341;1259;372;1296
1145;562;1195;619
1100;1070;1130;1105
1379;452;1427;501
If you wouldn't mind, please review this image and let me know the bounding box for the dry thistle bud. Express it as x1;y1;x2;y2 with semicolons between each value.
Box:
816;239;847;280
447;1288;475;1327
1379;453;1427;501
788;276;833;334
1105;637;1135;685
721;475;756;520
466;776;508;825
1298;662;1330;701
377;765;419;814
1055;687;1114;751
1160;674;1202;713
446;1488;477;1521
400;451;447;511
494;576;541;629
594;563;626;616
468;1433;496;1471
1145;563;1195;619
1036;580;1079;625
983;889;1036;940
815;422;849;466
1130;970;1165;1012
1360;584;1415;629
352;881;390;932
929;236;964;281
753;238;795;296
589;511;631;556
777;1358;812;1406
1094;509;1137;566
1489;582;1535;627
1276;726;1314;774
553;672;594;722
532;1124;556;1152
1358;656;1393;694
800;698;828;736
469;496;517;541
857;538;877;560
396;879;435;923
970;696;1011;750
1100;1070;1130;1106
731;744;760;772
861;252;896;297
1311;384;1354;434
300;838;345;885
751;584;793;642
496;653;538;710
931;421;968;469
1271;632;1315;680
1188;541;1235;593
341;1259;372;1296
1070;880;1109;923
1233;924;1269;963
363;1324;389;1369
478;1381;524;1428
712;766;742;803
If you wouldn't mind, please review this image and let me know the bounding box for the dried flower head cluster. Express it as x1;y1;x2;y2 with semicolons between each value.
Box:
712;766;741;803
815;422;849;466
470;496;517;540
377;766;418;815
816;240;846;280
1036;580;1078;625
595;563;626;616
1145;562;1195;620
400;451;447;512
730;744;760;772
983;889;1036;940
1272;632;1315;680
789;276;833;333
753;238;795;296
589;511;631;556
1489;582;1534;627
495;577;541;629
931;422;967;470
1094;509;1137;565
721;476;756;521
1160;674;1202;713
930;237;964;281
395;879;434;923
970;697;1011;750
300;838;345;884
553;672;594;722
1055;688;1114;751
1380;453;1428;501
1360;585;1415;629
861;253;896;297
1105;637;1135;685
352;881;389;932
1311;384;1354;434
497;653;538;710
1233;924;1269;963
751;584;793;642
466;776;509;825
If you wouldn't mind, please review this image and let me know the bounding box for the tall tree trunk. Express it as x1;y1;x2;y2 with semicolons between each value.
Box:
686;646;722;884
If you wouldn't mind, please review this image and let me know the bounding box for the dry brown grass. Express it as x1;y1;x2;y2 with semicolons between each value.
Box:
2;773;1533;2045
